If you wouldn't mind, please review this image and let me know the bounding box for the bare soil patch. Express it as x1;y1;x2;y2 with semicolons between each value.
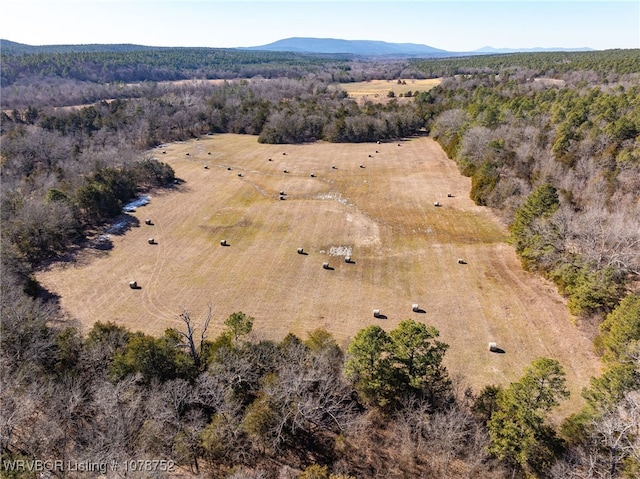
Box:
37;134;600;412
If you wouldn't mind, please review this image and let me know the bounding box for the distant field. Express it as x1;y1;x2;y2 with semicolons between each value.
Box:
37;134;600;412
338;78;441;102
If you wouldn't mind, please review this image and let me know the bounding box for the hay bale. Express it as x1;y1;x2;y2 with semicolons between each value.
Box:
221;239;228;246
227;167;232;171
148;238;155;244
447;193;453;197
129;281;138;289
279;195;285;200
144;219;152;225
345;256;351;263
489;342;498;352
322;262;329;269
162;151;166;154
282;152;286;155
412;304;420;312
186;152;190;156
310;173;315;177
434;201;441;207
360;164;365;168
332;165;337;169
376;140;381;144
204;165;209;169
238;173;243;177
279;191;285;195
458;258;466;264
208;152;211;155
297;247;304;254
373;309;380;318
368;154;372;158
268;158;272;161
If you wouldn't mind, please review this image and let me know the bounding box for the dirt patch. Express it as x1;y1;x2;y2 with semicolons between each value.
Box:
36;134;601;414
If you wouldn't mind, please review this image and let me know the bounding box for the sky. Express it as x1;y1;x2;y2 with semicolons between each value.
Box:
1;0;639;52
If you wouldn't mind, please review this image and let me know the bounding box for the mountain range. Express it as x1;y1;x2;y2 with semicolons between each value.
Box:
1;37;593;58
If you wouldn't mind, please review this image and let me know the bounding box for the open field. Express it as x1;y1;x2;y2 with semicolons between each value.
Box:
37;133;600;412
338;78;441;102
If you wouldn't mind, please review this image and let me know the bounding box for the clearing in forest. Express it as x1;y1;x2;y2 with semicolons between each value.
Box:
37;134;600;412
338;78;441;102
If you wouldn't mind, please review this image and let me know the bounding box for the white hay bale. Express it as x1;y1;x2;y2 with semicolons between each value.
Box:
489;342;498;352
144;219;152;225
434;201;441;207
360;164;365;168
345;256;351;263
322;262;329;269
310;173;315;177
297;247;304;254
373;309;380;317
332;165;337;169
447;193;453;197
204;165;209;169
412;304;420;312
148;238;155;244
221;239;228;246
283;169;289;173
238;173;243;177
129;281;137;289
279;191;285;195
458;258;466;264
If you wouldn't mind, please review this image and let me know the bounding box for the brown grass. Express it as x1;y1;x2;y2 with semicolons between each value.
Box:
37;134;600;413
337;78;441;103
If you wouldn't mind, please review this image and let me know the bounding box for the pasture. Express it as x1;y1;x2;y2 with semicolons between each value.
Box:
37;134;600;411
338;78;441;102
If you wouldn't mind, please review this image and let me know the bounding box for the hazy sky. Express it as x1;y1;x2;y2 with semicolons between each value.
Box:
2;0;639;52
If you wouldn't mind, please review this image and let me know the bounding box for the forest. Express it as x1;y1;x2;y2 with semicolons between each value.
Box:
1;45;640;478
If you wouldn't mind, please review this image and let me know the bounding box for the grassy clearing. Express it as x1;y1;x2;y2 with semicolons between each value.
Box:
37;134;600;413
338;78;441;101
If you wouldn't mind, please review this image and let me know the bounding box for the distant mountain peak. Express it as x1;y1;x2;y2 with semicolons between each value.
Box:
243;37;450;57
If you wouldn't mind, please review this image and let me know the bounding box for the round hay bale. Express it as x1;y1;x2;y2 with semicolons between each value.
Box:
434;201;441;207
297;247;304;254
322;262;329;269
447;193;453;197
373;309;380;317
412;304;420;312
283;169;289;173
489;342;498;352
238;173;243;177
227;167;232;171
221;239;228;246
186;152;190;156
162;151;166;154
310;173;315;177
144;219;152;225
129;281;137;289
282;152;286;155
368;154;372;158
458;258;466;264
279;195;285;200
204;165;209;169
279;191;285;195
268;158;272;161
148;238;155;244
332;165;337;169
208;152;211;155
376;140;381;144
360;164;365;168
345;256;351;263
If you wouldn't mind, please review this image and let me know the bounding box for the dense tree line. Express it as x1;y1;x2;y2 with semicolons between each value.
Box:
2;49;640;478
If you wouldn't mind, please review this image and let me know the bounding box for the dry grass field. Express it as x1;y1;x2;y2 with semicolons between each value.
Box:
338;78;441;102
37;133;600;412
